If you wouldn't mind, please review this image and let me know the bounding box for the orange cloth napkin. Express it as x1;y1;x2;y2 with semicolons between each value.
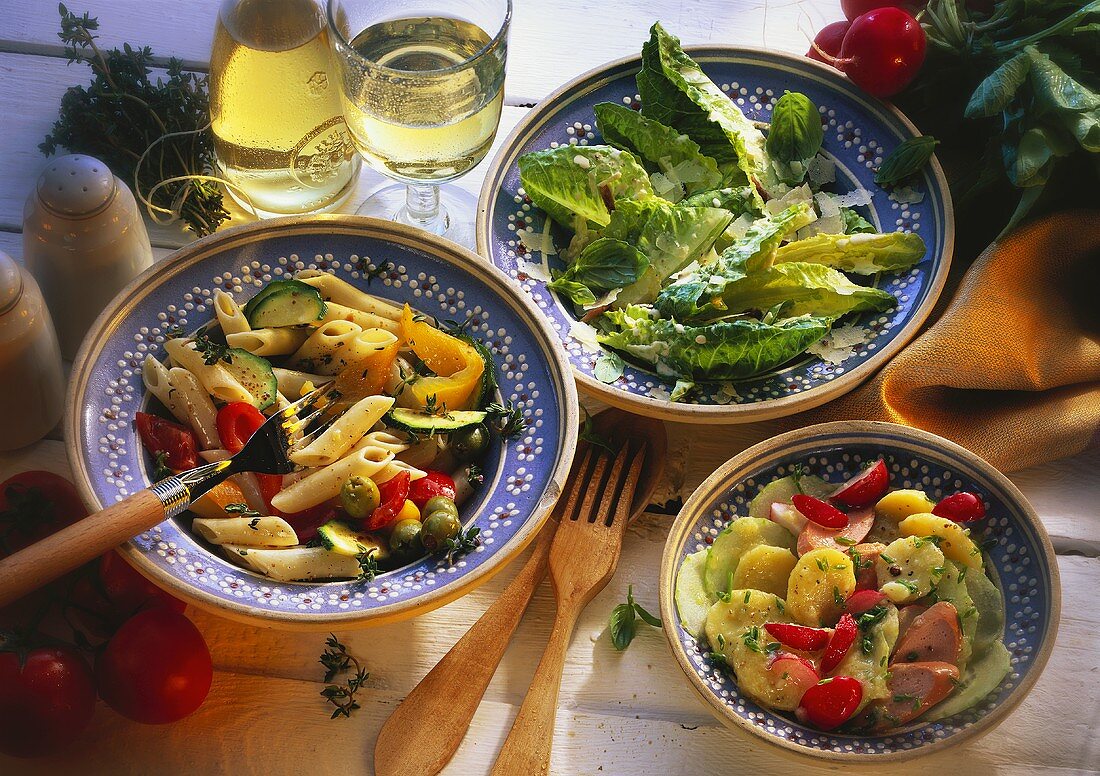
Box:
784;210;1100;473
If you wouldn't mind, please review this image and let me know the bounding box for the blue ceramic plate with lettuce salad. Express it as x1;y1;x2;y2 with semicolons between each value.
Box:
476;23;954;423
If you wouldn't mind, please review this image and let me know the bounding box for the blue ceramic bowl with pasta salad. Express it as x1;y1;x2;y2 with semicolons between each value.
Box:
477;24;953;424
658;421;1060;761
66;216;578;629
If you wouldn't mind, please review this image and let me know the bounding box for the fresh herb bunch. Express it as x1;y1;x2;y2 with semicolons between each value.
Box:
40;4;229;236
901;0;1100;234
318;635;369;719
608;585;662;650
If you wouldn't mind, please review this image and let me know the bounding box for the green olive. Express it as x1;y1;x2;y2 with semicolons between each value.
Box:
389;518;423;556
423;495;459;519
340;476;380;519
422;510;462;552
450;423;490;462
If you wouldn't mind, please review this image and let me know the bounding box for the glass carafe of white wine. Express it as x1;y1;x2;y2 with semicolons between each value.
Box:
327;0;511;247
209;0;361;217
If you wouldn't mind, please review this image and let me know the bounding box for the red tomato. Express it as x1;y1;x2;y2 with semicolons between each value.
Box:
830;459;889;508
807;20;850;64
257;473;283;513
96;608;212;724
0;471;88;554
0;645;96;758
837;8;927;97
99;550;185;617
840;0;925;21
845;588;887;616
407;471;457;509
135;413;199;471
932;491;987;523
797;675;863;730
764;622;831;651
791;494;849;529
820;614;858;674
216;402;266;454
365;471;412;531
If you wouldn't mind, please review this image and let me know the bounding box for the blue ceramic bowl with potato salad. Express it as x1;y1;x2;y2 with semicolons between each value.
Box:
659;421;1060;760
66;216;578;629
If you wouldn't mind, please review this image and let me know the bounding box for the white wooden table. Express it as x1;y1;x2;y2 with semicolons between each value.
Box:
1;2;1097;774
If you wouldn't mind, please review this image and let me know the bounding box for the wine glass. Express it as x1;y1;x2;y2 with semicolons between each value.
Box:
327;0;511;248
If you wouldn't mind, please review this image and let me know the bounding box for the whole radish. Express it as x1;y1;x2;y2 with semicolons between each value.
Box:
836;7;926;97
807;20;850;64
841;0;926;20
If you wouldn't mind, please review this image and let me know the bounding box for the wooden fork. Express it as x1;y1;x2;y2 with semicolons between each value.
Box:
489;440;647;776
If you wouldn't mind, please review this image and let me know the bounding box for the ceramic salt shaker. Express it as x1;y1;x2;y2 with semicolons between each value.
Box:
23;154;155;359
0;250;65;450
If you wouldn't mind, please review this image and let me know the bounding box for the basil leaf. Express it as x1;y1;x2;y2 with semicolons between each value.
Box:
1026;46;1100;114
609;601;637;650
766;91;824;169
633;601;663;628
594;351;625;384
547;277;598;307
875;136;939;186
1064;106;1100;152
965;52;1031;118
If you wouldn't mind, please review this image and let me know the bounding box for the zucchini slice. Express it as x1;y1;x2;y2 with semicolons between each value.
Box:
245;280;326;328
223;348;278;410
385;407;487;434
316;520;389;561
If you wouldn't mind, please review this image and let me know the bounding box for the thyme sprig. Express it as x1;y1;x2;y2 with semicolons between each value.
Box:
319;635;369;719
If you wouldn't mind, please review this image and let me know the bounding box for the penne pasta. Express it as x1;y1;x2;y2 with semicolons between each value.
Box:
167;367;220;449
270;446;395;513
273;367;332;398
288;320;362;375
227;327;311;356
213;289;250;335
290;394;395;467
222;545;362;581
164;338;254;405
296;270;404;321
395;435;445;469
142;356;187;425
193;516;298;547
317;301;400;334
355;429;411;455
376;458;427;483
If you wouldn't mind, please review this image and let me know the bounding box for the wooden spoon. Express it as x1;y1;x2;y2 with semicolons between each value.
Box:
373;409;665;776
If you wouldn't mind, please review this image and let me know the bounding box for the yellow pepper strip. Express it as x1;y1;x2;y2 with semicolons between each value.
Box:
400;305;485;411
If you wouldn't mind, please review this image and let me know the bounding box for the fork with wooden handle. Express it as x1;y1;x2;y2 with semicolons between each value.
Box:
489;439;647;776
0;383;339;608
373;410;664;776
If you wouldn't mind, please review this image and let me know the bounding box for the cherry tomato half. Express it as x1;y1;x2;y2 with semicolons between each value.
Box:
96;608;212;725
845;588;887;616
830;459;889;508
407;471;457;509
764;622;831;651
932;491;987;523
791;494;849;529
216;402;267;455
135;413;199;471
0;645;96;758
797;675;863;730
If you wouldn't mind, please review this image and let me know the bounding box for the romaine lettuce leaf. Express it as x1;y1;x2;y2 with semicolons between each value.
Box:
841;207;876;234
593;102;723;199
548;238;650;306
654;203;814;320
610;201;734;307
517;145;653;229
636;23;783;203
598;305;832;380
774;231;927;275
682;186;760;218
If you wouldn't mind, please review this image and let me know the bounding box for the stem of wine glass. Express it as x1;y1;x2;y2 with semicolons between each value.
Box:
403;183;445;233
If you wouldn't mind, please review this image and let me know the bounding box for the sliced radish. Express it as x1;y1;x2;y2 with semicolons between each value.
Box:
845;588;887;616
765;653;821;710
796;506;874;556
791;494;848;529
770;502;808;535
764;622;831;651
932;491;986;523
830;459;889;508
797;675;863;730
820;614;858;674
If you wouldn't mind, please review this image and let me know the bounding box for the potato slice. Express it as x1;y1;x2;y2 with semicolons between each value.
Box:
731;545;798;598
874;489;937;522
876;536;947;603
786;548;856;627
898;513;983;570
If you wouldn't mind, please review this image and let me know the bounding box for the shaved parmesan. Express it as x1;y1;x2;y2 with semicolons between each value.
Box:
764;183;813;216
806;324;871;365
833;188;874;208
517;227;557;256
517;259;552;283
807;154;836;186
568;320;603;353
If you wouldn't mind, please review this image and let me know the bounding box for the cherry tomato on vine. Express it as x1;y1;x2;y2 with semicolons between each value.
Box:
0;643;96;758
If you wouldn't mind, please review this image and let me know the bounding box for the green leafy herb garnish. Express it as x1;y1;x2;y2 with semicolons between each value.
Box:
874;135;939;186
193;332;232;366
224;503;261;518
609;585;663;651
319;635;369;719
443;526;481;563
486;401;527;439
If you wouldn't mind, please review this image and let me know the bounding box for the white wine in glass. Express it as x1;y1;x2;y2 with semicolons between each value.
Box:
327;0;511;247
